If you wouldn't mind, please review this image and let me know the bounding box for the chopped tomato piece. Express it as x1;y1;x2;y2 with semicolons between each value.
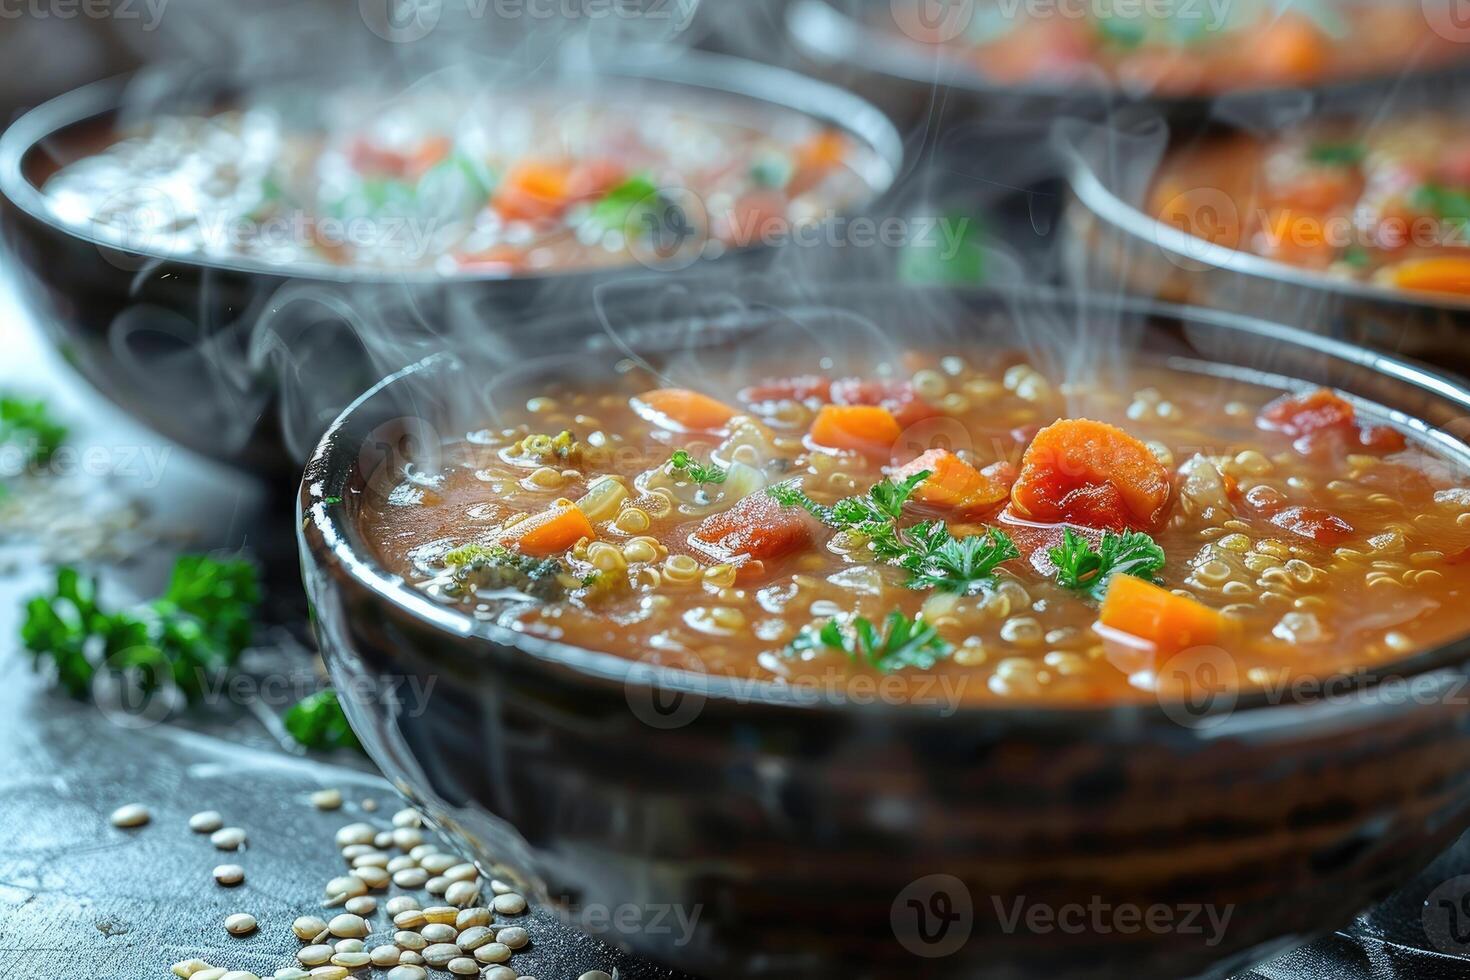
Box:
504;501;595;557
1268;506;1353;545
1010;419;1172;532
1258;388;1356;438
738;375;832;405
1099;575;1223;656
631;389;737;435
1390;256;1470;296
494;161;572;222
830;377;937;428
723;190;790;249
808;404;902;460
1359;425;1407;453
892;449;1010;516
1254;208;1336;269
691;493;811;562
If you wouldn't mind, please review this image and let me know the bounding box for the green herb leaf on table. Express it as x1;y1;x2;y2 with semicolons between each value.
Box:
0;395;68;469
791;610;952;673
21;555;262;702
1049;527;1166;601
668;449;727;485
284;688;361;752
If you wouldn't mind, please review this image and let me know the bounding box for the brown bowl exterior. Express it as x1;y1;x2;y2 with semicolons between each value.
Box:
0;59;903;473
300;286;1470;979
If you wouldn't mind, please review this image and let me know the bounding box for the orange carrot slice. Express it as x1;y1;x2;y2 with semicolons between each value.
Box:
808;404;902;459
892;449;1009;515
1391;257;1470;296
691;492;811;562
494;161;572;222
630;389;737;435
504;501;594;557
1010;419;1172;531
1099;575;1222;656
1251;13;1329;83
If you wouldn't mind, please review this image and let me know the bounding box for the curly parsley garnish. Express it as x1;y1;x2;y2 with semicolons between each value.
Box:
903;523;1020;594
791;610;952;673
768;470;929;561
668;449;727;485
1049;527;1166;601
443;542;569;601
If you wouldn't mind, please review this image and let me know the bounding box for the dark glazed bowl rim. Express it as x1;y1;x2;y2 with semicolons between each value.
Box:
786;0;1470;111
0;52;904;286
300;284;1470;731
1058;114;1470;315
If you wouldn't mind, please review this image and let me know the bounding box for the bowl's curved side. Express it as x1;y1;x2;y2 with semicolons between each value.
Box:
1057;118;1470;377
298;288;1470;978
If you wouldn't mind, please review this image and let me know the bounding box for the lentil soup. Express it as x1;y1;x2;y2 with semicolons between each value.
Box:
358;347;1470;706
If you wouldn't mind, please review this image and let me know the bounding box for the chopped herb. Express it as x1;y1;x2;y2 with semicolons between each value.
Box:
284;688;361;752
1049;527;1166;601
1341;245;1371;268
0;395;68;470
1411;182;1470;225
443;541;570;601
768;471;929;561
589;174;662;235
904;523;1019;594
581;571;602;587
1096;14;1146;49
1306;142;1365;167
668;449;727;485
791;610;952;673
21;555;260;702
899;212;986;286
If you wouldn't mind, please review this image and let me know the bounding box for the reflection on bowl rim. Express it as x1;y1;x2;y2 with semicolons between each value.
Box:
0;51;905;287
299;284;1470;727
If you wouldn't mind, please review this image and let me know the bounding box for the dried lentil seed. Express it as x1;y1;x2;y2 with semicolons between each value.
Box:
324;876;368;902
474;942;512;964
334;823;376;848
455;907;491;930
371;945;401;967
211;827;247;851
189;811;223;833
421;923;457;943
393;868;430;888
422;943;463;968
171;959;212;977
352;866;390;889
212;864;245;886
394;909;429;929
449;957;481;976
224;912;257;936
310;788;343;810
109;804;150;828
294;916;329;941
298;945;334;967
484;969;517;980
330;952;370;969
419;853;457;874
327;914;368;938
456;926;495;950
445;881;480;907
333;938;365;953
497;926;529;949
422;905;460;925
425;875;450;895
387;967;427;980
394;930;428;950
308;968;348;980
386;897;420;916
492;893;527;915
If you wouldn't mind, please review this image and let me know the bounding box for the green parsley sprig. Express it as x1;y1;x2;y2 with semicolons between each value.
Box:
768;470;929;561
791;610;952;673
21;555;260;701
1049;527;1166;601
284;688;361;752
668;449;727;486
903;523;1020;594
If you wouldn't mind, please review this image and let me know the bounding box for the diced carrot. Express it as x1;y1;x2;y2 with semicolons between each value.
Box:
1010;419;1172;532
1257;388;1356;437
892;449;1009;515
630;389;737;435
830;377;938;428
691;492;811;562
798;130;848;170
1253;207;1336;269
982;460;1019;490
1250;12;1329;84
504;501;595;557
494;161;572;222
1390;257;1470;296
738;375;832;405
808;404;902;460
1268;505;1353;545
1099;575;1222;656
